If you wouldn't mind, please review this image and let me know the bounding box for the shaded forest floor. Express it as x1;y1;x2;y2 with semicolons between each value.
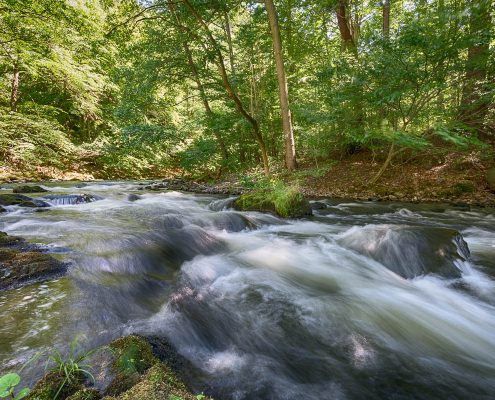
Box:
1;150;494;206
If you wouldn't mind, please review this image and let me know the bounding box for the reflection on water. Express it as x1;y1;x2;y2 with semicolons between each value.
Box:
0;181;494;399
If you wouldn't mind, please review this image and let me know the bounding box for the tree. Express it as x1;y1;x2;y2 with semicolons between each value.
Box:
264;0;297;170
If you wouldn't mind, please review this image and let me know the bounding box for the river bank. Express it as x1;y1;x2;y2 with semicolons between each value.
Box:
2;151;495;206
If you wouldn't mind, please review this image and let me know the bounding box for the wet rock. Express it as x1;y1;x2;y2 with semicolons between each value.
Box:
12;185;47;193
310;201;328;210
127;194;141;202
103;335;206;400
0;193;32;206
0;206;6;213
44;194;101;205
0;232;67;290
339;225;470;279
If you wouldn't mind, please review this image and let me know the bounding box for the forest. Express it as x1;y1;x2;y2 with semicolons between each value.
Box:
1;2;495;400
0;0;493;200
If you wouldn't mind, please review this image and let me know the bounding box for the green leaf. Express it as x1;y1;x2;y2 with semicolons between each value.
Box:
14;388;30;400
0;373;20;391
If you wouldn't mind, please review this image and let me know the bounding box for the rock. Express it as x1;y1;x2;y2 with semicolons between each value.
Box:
26;371;83;400
0;206;6;213
67;389;101;400
103;335;208;400
234;187;312;218
338;225;470;279
487;167;495;192
0;193;32;206
310;201;328;210
12;185;48;193
0;232;67;290
44;194;101;205
127;194;141;202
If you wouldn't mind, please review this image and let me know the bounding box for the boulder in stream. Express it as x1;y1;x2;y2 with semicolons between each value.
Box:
234;187;312;218
12;185;48;193
0;232;67;290
339;225;470;279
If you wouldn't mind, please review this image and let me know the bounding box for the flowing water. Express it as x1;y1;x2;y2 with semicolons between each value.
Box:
1;181;495;399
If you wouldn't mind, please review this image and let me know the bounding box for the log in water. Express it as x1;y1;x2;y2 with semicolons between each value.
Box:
0;182;494;399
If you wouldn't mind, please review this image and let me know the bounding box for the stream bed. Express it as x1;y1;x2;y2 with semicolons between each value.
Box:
1;181;495;399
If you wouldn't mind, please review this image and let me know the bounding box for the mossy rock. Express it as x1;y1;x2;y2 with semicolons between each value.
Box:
66;388;101;400
112;364;202;400
104;336;158;397
0;193;32;206
234;187;312;218
13;185;48;193
26;371;83;400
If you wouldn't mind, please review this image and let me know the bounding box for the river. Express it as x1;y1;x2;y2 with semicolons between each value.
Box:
1;181;494;399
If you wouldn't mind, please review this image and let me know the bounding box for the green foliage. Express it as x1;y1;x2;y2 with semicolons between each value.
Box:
0;110;77;171
45;337;105;400
0;373;29;400
235;180;312;218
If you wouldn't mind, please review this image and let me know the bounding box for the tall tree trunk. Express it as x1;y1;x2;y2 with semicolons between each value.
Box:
264;0;297;170
10;63;19;112
181;0;270;174
224;11;235;73
382;0;390;39
336;0;357;55
459;0;492;136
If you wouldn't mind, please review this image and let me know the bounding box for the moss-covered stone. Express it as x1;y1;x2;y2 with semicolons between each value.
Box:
66;388;101;400
0;193;32;206
26;371;82;400
0;231;66;289
113;364;203;400
234;186;312;218
104;336;158;397
13;185;48;193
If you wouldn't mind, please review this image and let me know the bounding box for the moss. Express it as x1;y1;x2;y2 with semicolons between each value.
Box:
114;364;202;400
26;371;82;400
66;389;101;400
104;336;158;397
452;181;475;194
0;193;31;206
13;185;48;193
234;184;312;218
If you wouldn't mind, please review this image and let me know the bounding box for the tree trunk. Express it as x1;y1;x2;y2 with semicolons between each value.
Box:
264;0;297;170
382;0;390;39
459;0;491;136
10;64;19;112
336;0;357;55
224;11;235;73
182;0;270;174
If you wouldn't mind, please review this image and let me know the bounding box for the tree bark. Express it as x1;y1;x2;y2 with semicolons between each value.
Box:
336;0;357;55
10;64;19;112
459;0;491;136
181;0;270;174
382;0;390;39
264;0;297;170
